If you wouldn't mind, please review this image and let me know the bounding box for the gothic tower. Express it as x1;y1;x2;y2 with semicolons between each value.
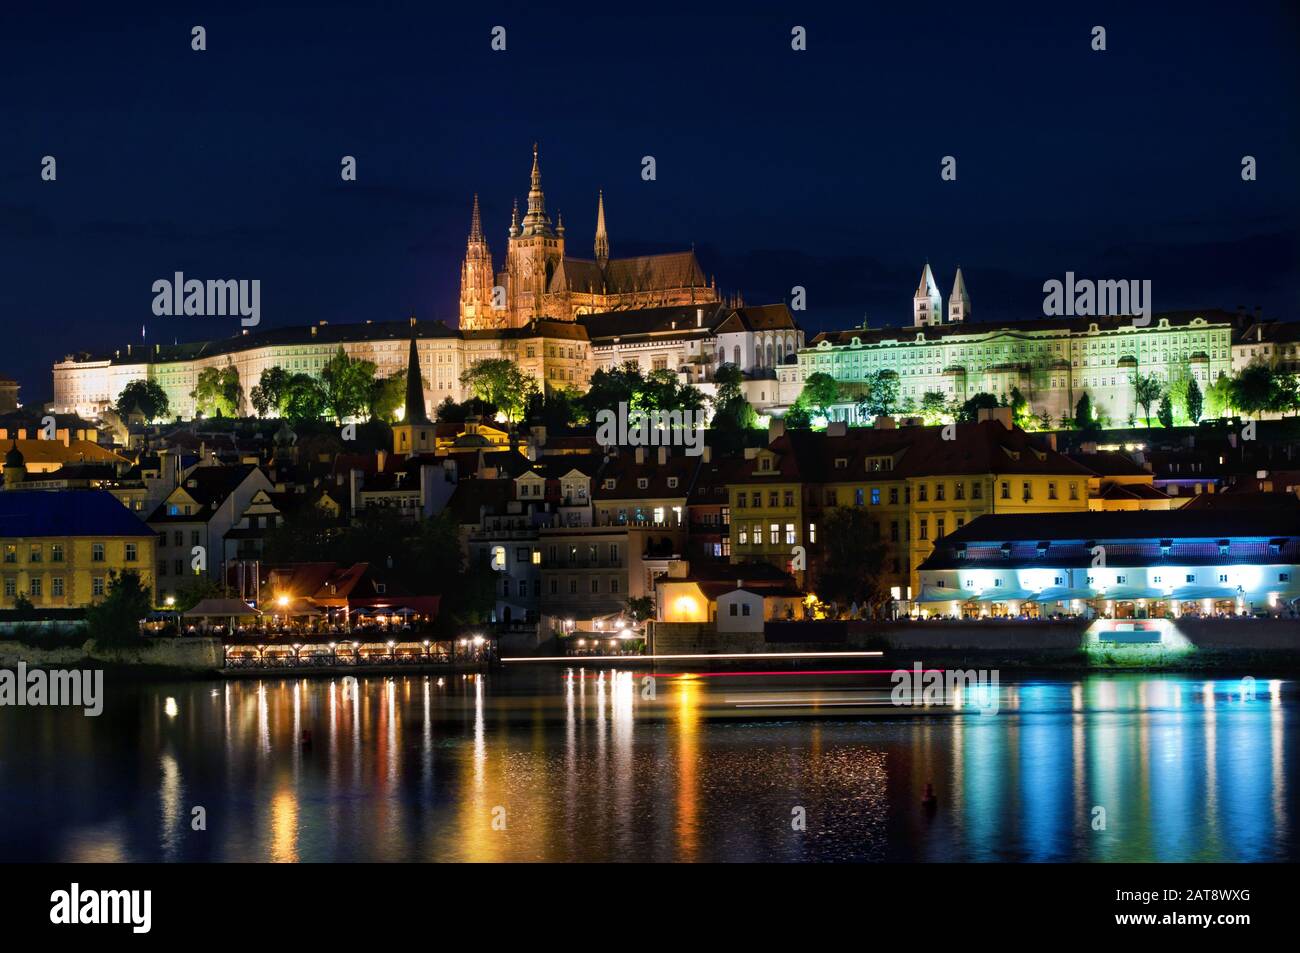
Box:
594;189;609;268
459;194;499;330
948;267;970;323
505;145;565;324
392;323;438;455
913;262;944;327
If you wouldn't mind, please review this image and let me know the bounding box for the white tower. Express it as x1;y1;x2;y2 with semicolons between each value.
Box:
948;267;970;323
913;263;943;327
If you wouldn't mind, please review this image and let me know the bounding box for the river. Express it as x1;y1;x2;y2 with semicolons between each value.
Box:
0;667;1295;861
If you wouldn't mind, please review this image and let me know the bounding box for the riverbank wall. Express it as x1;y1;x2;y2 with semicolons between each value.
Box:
648;618;1300;669
0;637;224;673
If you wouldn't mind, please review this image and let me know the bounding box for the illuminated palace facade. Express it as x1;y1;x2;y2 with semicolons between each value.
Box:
779;265;1238;425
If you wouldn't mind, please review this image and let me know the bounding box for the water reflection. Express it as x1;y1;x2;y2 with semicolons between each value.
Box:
0;671;1294;862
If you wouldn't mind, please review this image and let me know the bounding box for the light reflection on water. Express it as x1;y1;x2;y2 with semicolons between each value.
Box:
0;670;1294;862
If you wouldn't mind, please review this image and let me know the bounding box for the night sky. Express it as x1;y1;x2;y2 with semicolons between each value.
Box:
3;0;1298;403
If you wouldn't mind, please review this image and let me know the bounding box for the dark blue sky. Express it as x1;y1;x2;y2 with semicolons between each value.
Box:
3;0;1298;403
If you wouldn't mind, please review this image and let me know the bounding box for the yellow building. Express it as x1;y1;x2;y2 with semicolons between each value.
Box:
0;489;157;609
728;418;1095;601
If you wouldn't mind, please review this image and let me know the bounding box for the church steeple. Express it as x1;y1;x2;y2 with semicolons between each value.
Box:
520;143;554;236
392;321;438;455
913;262;944;327
594;190;609;268
508;198;520;238
403;328;430;425
949;266;970;323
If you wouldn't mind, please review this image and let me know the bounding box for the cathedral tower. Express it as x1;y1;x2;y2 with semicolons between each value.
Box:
913;262;944;327
505;145;566;324
459;194;499;330
948;267;970;323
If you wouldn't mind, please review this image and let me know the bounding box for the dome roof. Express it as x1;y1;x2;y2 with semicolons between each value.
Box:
4;440;24;469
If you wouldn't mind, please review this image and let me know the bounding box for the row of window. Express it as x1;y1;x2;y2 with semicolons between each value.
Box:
2;542;136;563
160;530;203;548
3;576;89;598
737;522;819;546
497;575;635;599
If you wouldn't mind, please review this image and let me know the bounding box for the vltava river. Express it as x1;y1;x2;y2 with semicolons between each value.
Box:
0;669;1295;861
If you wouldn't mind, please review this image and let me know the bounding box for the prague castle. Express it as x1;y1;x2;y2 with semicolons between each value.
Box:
459;145;717;330
45;146;1295;429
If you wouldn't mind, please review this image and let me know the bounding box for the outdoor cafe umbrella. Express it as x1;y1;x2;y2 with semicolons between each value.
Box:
183;598;260;633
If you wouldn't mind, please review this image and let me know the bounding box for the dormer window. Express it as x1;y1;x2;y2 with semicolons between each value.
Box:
603;478;616;490
1159;539;1172;556
1000;543;1012;559
667;477;678;489
637;478;649;490
1217;539;1230;556
759;457;773;472
834;458;848;469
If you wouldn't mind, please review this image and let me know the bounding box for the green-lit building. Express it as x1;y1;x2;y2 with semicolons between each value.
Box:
780;266;1236;426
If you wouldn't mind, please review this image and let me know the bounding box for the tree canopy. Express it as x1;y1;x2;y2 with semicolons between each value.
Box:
460;358;534;423
190;362;243;417
117;379;171;421
321;347;378;423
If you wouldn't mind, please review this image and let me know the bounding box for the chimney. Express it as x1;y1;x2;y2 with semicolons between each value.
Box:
349;468;362;512
419;463;436;517
768;418;786;443
826;420;847;437
977;406;1014;429
702;445;712;463
657;446;668;465
696;308;704;328
376;449;387;473
635;446;646;464
874;415;896;430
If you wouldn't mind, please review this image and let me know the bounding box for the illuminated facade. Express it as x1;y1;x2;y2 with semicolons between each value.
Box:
0;489;157;609
783;269;1238;425
458;146;718;331
917;509;1300;618
727;418;1094;597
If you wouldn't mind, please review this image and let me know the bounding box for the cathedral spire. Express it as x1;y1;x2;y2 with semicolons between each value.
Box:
403;327;430;425
521;143;553;236
508;197;520;238
469;193;483;242
595;189;609;267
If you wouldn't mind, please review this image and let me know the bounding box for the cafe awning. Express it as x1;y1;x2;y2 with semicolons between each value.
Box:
972;587;1035;602
1029;587;1094;603
917;585;976;602
1095;585;1161;601
184;598;260;619
1171;585;1239;601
